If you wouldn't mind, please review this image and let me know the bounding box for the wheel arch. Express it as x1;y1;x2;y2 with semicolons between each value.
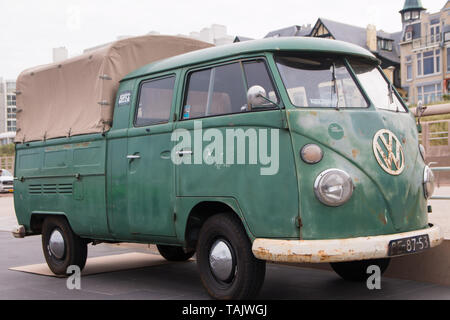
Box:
30;212;69;235
177;197;255;250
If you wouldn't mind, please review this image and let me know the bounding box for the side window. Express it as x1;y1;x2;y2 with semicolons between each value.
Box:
243;60;279;104
135;76;175;126
183;62;247;119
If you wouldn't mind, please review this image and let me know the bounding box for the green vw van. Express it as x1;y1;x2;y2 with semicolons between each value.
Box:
13;36;443;300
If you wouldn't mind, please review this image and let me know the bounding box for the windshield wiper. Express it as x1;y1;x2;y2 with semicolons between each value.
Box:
331;63;340;110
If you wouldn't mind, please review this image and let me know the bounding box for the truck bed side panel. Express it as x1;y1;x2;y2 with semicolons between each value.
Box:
14;135;109;238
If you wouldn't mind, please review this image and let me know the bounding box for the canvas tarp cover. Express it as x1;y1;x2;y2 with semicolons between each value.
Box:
15;35;213;142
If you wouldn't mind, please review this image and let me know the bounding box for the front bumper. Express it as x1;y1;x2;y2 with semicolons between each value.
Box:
252;224;443;263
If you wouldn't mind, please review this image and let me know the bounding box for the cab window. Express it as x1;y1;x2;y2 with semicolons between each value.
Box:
135;76;175;126
182;60;278;120
276;55;368;109
243;60;279;104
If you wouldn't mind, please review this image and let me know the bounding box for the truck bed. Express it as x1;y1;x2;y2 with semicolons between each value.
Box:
14;133;110;238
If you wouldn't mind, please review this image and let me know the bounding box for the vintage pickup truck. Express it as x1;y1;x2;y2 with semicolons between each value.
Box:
12;35;443;299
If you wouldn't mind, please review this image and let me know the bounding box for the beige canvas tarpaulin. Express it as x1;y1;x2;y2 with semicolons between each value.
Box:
15;35;213;142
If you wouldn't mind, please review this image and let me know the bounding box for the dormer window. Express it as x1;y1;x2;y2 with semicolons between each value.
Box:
377;38;393;51
406;32;412;41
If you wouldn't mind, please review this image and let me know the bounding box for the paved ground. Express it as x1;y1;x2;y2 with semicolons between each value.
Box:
429;186;450;238
1;231;449;300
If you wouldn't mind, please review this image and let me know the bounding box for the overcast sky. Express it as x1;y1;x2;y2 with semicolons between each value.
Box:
0;0;445;80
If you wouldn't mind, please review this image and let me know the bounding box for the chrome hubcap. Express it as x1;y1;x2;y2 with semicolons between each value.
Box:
209;240;234;282
49;229;65;259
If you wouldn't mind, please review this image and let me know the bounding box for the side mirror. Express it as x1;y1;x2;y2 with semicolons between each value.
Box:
416;100;426;116
416;100;427;133
247;85;267;106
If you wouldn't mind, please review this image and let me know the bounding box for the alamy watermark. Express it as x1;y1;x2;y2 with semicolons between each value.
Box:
171;121;280;176
366;265;381;290
66;265;81;290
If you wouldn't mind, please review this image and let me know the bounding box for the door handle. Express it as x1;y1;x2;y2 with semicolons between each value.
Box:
176;150;193;156
127;155;141;160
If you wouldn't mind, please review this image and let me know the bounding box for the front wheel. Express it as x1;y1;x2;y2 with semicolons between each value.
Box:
330;258;391;282
42;216;88;275
196;213;266;300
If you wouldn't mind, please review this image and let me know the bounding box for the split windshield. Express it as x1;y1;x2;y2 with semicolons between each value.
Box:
275;55;367;109
275;55;406;112
348;59;406;112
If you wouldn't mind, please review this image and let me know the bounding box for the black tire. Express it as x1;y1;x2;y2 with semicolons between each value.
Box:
330;258;391;282
196;213;266;300
41;216;88;275
156;245;195;262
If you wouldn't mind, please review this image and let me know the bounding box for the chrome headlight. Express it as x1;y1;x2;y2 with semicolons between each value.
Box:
314;169;354;207
423;166;435;199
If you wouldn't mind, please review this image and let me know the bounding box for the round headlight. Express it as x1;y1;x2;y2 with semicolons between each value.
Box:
314;169;354;207
423;166;435;199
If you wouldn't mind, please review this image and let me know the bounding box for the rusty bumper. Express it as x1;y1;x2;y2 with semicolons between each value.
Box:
252;224;443;263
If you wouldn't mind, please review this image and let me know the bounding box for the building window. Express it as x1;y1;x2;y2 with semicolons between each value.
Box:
404;12;411;21
6;82;15;91
417;83;442;104
447;48;450;72
418;49;441;76
6;95;16;106
7;120;16;132
407;64;413;81
405;31;412;41
430;25;441;43
377;38;393;51
417;53;422;76
406;55;412;81
445;32;450;42
412;11;420;20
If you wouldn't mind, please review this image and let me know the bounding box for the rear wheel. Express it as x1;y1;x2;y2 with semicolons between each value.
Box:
156;245;195;262
41;216;88;275
330;258;390;282
196;213;266;300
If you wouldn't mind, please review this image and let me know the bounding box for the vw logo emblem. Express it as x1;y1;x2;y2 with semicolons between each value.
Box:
373;129;405;176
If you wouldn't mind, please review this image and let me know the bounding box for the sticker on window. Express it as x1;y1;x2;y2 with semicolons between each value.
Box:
118;91;131;106
183;105;191;119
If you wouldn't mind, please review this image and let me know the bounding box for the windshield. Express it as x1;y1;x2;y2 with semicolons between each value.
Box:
348;59;406;112
0;169;12;177
275;55;368;109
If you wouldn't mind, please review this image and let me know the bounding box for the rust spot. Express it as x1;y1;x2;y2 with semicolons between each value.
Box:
402;138;406;144
352;149;359;159
310;111;318;116
378;213;387;225
354;177;359;183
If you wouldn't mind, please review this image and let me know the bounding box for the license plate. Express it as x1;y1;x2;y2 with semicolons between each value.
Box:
388;234;430;256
